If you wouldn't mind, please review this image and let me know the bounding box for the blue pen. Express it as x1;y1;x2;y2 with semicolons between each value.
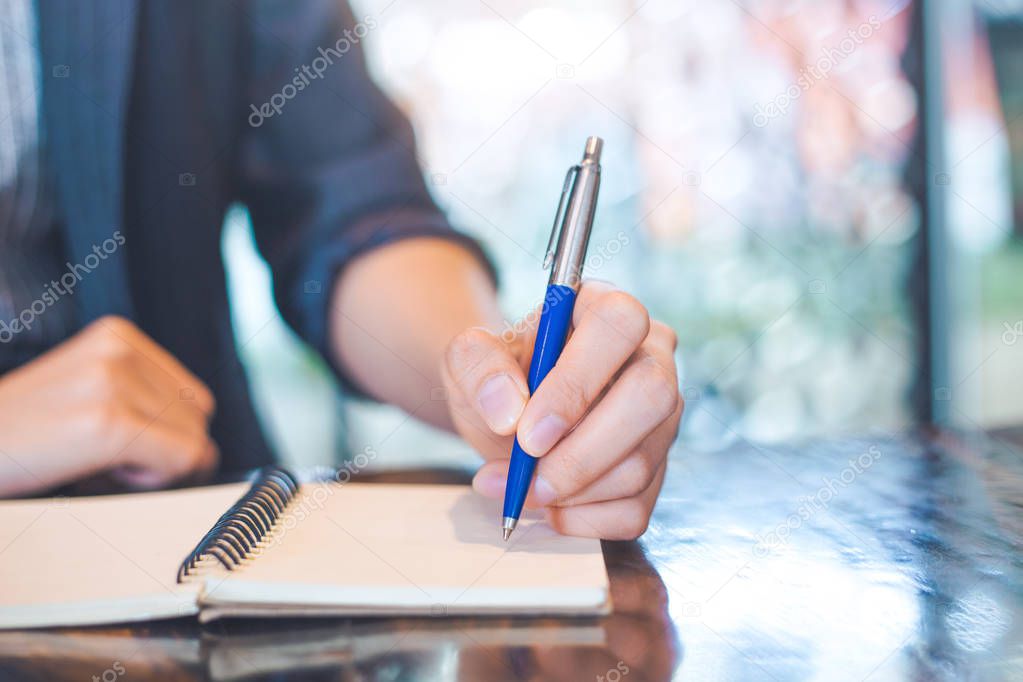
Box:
502;136;603;541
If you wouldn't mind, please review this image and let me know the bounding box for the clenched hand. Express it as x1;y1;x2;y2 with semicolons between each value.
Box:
0;317;217;496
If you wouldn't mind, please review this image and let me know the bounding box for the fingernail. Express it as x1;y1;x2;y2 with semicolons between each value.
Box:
473;469;505;498
520;415;567;456
533;475;558;506
477;374;525;432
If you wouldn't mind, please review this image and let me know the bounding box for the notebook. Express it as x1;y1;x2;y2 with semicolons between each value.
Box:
0;468;610;629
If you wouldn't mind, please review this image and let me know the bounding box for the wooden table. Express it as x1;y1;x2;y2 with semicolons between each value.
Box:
2;427;1022;681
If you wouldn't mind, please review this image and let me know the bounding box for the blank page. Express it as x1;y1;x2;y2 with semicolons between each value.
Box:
199;483;609;617
0;483;247;628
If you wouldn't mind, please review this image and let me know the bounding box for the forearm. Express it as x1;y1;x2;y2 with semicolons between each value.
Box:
330;237;502;430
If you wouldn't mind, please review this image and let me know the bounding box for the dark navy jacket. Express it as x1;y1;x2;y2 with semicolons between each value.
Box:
35;0;488;472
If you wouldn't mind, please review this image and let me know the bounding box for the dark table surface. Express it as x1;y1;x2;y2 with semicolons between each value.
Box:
2;426;1022;681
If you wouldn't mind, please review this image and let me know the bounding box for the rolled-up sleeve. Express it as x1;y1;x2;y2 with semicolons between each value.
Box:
237;0;495;391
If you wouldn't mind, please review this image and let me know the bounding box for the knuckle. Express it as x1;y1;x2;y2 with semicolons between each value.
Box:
546;365;593;416
671;396;685;433
599;291;650;343
635;358;680;419
90;315;131;339
183;380;215;411
621;455;656;495
87;320;131;357
544;508;568;535
619;501;651;539
85;360;120;397
164;441;201;479
204;440;221;468
543;453;589;499
650;321;678;350
185;440;209;470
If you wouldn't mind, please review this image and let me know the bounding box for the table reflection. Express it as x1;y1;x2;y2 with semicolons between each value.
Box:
0;499;679;681
646;427;1023;680
2;429;1023;681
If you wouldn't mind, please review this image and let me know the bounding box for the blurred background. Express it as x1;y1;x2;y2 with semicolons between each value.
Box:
221;0;1023;470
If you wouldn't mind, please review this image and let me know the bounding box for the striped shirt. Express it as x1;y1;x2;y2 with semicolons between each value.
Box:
0;0;73;370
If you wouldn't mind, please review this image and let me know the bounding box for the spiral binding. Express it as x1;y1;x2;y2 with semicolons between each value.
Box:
176;467;299;583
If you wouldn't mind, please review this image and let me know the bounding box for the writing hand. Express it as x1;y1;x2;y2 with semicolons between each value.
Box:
441;281;682;539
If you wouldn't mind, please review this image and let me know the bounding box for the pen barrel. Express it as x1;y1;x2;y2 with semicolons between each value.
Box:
503;284;577;521
525;285;577;392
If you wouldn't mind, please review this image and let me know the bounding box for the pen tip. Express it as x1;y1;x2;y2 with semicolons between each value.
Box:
503;528;513;541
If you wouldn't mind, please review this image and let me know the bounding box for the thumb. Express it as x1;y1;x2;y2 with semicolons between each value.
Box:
443;327;529;435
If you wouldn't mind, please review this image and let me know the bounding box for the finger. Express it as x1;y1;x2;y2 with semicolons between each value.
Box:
516;285;650;457
533;351;679;503
444;327;529;435
111;439;219;489
645;319;679;355
474;386;682;509
68;357;169;419
100;406;219;487
556;392;682;506
545;460;666;540
88;316;216;414
471;458;550;507
554;449;659;507
127;352;214;424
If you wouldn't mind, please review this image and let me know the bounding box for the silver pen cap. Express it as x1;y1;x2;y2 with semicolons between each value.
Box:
544;136;603;289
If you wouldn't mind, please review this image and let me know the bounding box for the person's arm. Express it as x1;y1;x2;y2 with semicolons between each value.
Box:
238;1;682;539
331;237;502;430
332;238;683;540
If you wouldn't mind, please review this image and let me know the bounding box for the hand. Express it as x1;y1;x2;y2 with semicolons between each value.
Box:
440;281;682;539
0;316;218;496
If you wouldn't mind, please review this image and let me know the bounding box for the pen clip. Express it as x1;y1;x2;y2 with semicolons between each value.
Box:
543;165;579;270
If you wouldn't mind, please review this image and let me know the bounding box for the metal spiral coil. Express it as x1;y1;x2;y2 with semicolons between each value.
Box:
176;467;299;583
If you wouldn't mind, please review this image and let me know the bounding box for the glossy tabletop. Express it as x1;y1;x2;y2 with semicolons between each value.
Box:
1;427;1022;681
